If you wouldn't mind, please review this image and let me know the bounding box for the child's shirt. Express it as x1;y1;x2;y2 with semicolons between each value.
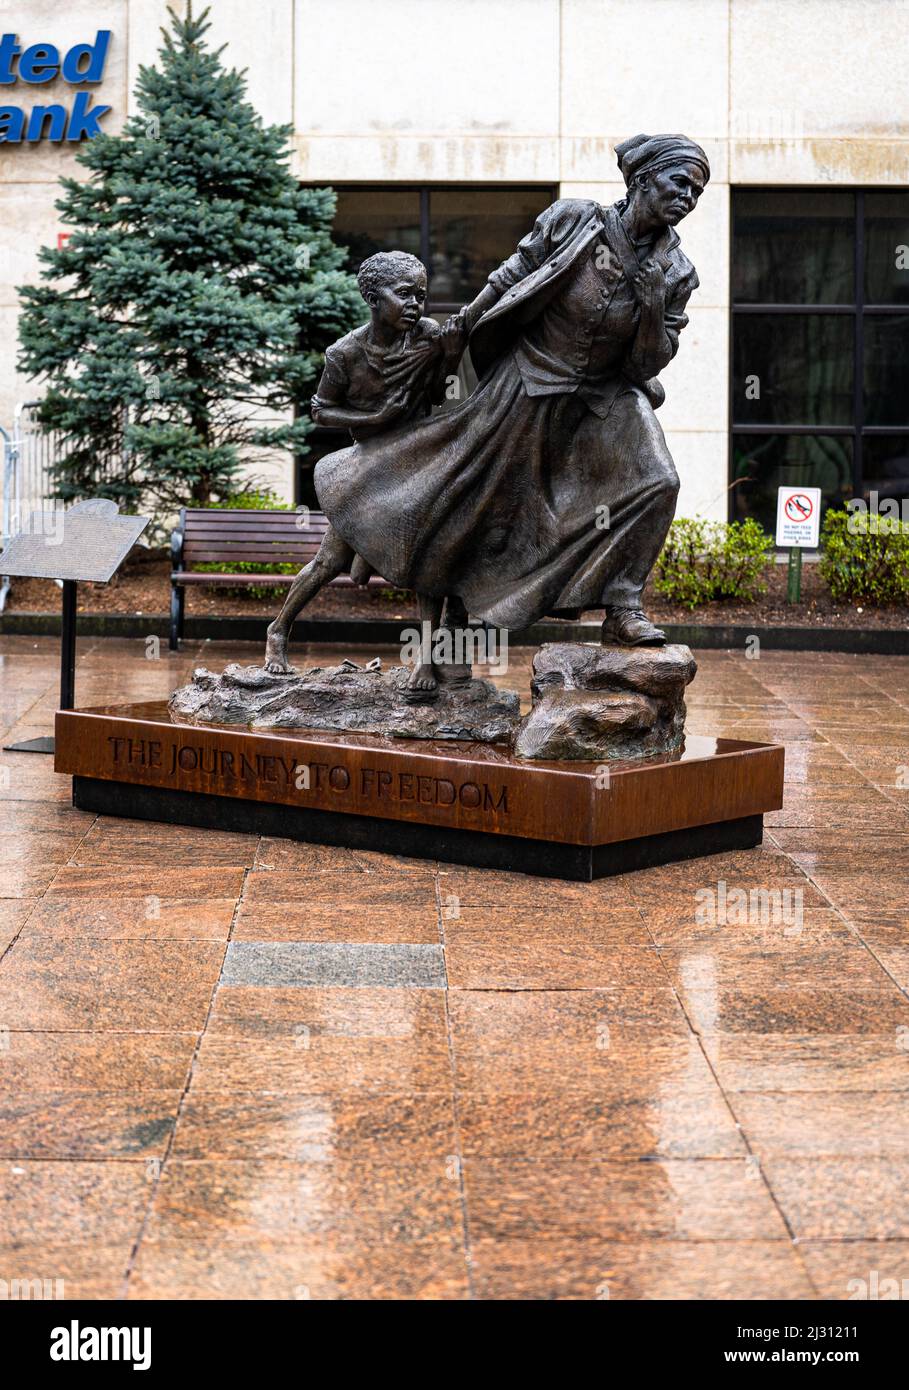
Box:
312;317;452;439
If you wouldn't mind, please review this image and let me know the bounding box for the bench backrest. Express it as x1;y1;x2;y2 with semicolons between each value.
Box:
180;508;330;569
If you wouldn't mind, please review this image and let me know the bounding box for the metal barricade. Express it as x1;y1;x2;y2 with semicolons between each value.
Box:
1;401;60;612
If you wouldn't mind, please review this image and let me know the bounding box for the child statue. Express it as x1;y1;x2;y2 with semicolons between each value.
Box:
264;250;468;694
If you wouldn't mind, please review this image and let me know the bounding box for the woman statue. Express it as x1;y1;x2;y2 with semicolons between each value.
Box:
269;133;709;690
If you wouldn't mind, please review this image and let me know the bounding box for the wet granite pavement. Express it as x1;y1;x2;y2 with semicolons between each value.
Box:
0;635;908;1300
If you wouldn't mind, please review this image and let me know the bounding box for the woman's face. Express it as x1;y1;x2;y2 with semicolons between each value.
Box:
639;162;706;226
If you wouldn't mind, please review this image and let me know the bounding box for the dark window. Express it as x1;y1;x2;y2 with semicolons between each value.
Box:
296;183;556;505
731;189;909;535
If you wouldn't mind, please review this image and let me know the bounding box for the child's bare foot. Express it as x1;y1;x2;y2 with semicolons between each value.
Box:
264;624;294;675
406;660;439;699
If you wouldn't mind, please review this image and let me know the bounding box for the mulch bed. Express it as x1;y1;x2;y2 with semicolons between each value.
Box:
4;552;908;631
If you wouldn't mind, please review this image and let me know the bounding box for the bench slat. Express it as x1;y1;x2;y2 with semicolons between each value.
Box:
183;512;328;525
182;547;321;558
173;571;389;588
182;533;327;544
183;539;322;550
183;516;328;529
172;508;393;597
182;508;328;517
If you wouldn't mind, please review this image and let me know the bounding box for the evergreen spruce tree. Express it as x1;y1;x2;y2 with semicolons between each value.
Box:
17;2;362;518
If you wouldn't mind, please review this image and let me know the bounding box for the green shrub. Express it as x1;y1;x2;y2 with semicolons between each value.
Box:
222;489;291;512
654;517;774;609
819;507;909;604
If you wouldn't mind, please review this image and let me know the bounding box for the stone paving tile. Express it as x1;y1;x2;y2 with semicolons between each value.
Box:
206;984;448;1040
0;925;21;954
0;898;34;935
47;866;246;899
733;1090;909;1158
644;908;852;947
232;901;440;943
1;636;908;1300
351;850;441;876
0;1032;197;1092
193;986;451;1092
20;896;238;940
0;832;88;865
763;1159;909;1239
440;904;648;939
456;1089;745;1161
70;822;259;867
0;803;93;835
449;987;691;1055
0;1244;131;1300
464;1157;789;1241
0;1161;150;1244
253;839;363;873
658;938;891;992
0;770;73;803
189;1034;452;1094
469;1237;815;1300
451;1027;715;1090
221;941;446;988
682;984;909;1036
128;1235;468;1300
797;1241;909;1300
805;872;909;918
627;847;794;885
777;745;872;786
630;873;828;912
766;785;906;830
702;1034;909;1093
172;1093;457;1162
0;1093;182;1160
0;863;64;898
445;940;667;990
436;868;630;907
144;1158;463;1244
0;938;225;1029
241;872;436;907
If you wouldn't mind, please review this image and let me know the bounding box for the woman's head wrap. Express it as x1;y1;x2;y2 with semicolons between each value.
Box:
615;133;710;187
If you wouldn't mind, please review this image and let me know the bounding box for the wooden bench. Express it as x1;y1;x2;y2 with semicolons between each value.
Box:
169;507;389;650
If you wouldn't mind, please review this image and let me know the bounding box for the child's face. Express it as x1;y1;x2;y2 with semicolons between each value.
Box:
372;272;427;330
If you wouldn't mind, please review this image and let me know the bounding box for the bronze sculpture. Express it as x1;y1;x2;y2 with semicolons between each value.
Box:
266;133;709;683
60;129;785;876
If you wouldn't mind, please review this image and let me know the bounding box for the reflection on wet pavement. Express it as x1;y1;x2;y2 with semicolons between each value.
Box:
0;637;907;1299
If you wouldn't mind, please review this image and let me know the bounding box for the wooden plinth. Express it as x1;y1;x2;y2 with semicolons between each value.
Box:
55;701;785;881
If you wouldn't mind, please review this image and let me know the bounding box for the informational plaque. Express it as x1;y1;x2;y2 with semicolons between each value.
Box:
1;499;149;751
0;500;149;582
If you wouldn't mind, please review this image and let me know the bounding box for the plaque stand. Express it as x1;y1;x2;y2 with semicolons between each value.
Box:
4;578;77;754
0;500;149;755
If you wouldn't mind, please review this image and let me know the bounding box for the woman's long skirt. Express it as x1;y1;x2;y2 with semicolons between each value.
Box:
315;351;680;630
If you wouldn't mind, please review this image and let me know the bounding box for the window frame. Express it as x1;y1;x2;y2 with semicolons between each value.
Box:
296;181;558;504
728;187;908;524
321;180;558;310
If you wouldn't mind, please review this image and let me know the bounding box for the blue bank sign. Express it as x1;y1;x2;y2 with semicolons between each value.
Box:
0;30;112;142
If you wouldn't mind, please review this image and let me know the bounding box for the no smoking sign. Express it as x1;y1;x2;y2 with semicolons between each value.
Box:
776;486;821;548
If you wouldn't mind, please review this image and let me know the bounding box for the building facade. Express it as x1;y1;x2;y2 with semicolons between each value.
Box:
2;0;908;526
